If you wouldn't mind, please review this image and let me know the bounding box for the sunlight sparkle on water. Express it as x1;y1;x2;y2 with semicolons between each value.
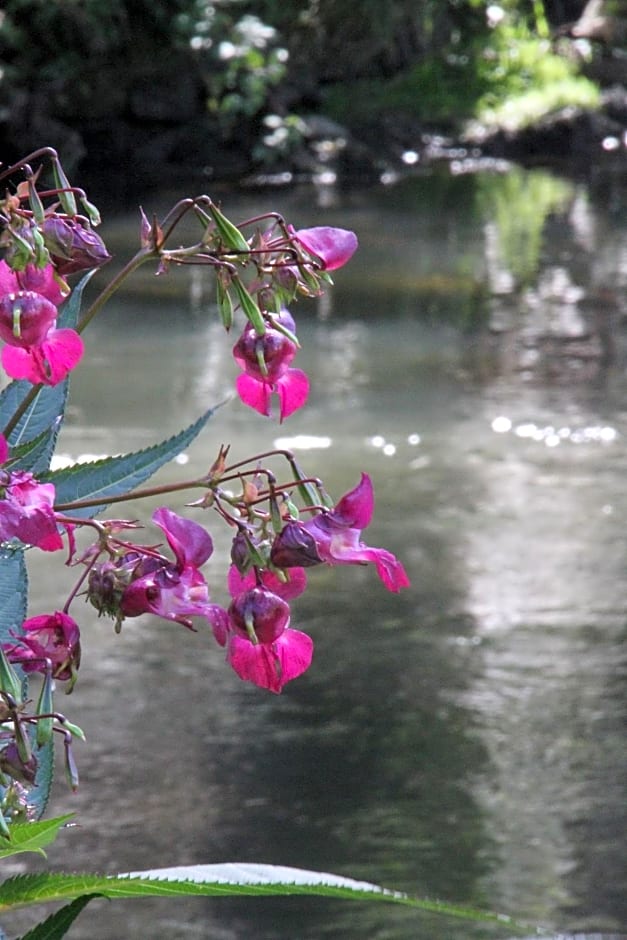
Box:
491;417;618;447
273;435;332;451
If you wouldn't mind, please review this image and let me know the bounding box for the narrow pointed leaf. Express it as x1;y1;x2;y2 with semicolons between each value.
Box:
18;894;101;940
6;420;62;475
0;865;544;935
47;406;218;519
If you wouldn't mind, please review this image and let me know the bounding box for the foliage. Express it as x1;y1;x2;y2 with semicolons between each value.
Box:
473;6;600;130
0;1;605;174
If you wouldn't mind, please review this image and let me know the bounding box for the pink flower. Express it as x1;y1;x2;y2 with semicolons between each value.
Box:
3;611;81;683
211;566;312;693
289;226;358;271
119;507;221;630
0;260;68;307
233;309;309;421
271;473;411;593
0;290;83;386
0;470;64;551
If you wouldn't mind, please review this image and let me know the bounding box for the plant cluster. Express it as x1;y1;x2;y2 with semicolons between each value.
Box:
0;147;408;840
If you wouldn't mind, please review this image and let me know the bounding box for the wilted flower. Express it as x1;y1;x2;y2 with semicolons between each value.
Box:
271;473;410;592
233;309;309;421
0;290;83;386
3;611;81;684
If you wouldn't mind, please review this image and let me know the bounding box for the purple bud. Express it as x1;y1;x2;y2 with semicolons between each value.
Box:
271;521;322;568
42;217;111;275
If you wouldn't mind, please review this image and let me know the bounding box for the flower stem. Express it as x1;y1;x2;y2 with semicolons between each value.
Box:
53;477;209;513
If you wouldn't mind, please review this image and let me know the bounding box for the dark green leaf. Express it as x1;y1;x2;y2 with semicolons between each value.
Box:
47;406;218;518
0;549;27;644
7;422;62;475
28;737;55;822
0;381;68;455
18;894;100;940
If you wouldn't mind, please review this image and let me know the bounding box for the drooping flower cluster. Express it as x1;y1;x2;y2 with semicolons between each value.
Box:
76;455;409;694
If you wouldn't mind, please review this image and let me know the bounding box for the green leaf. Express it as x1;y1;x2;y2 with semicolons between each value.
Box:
0;549;28;645
0;381;68;456
18;894;100;940
27;737;55;822
6;422;62;475
56;271;95;332
0;815;73;861
0;864;544;935
46;405;218;519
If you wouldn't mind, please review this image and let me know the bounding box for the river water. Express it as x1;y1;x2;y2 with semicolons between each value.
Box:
2;164;626;939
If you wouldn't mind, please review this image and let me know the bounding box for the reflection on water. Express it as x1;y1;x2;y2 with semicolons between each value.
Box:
2;167;627;939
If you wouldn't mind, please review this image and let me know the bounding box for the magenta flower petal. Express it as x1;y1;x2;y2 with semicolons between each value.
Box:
17;264;68;307
227;565;307;600
2;328;83;385
276;368;309;421
152;507;214;569
350;546;411;592
0;474;63;551
0;261;68;306
236;373;272;416
332;472;374;529
4;611;81;681
0;435;8;465
207;604;230;647
290;226;358;271
227;628;313;693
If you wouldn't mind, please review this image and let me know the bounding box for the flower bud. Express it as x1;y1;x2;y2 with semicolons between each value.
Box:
0;741;38;786
42;217;111;275
271;521;322;568
87;556;138;620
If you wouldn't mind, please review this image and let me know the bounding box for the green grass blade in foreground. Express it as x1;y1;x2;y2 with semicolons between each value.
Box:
0;816;74;860
0;864;548;935
46;405;218;519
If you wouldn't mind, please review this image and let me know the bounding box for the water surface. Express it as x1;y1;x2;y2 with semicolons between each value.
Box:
2;166;626;939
